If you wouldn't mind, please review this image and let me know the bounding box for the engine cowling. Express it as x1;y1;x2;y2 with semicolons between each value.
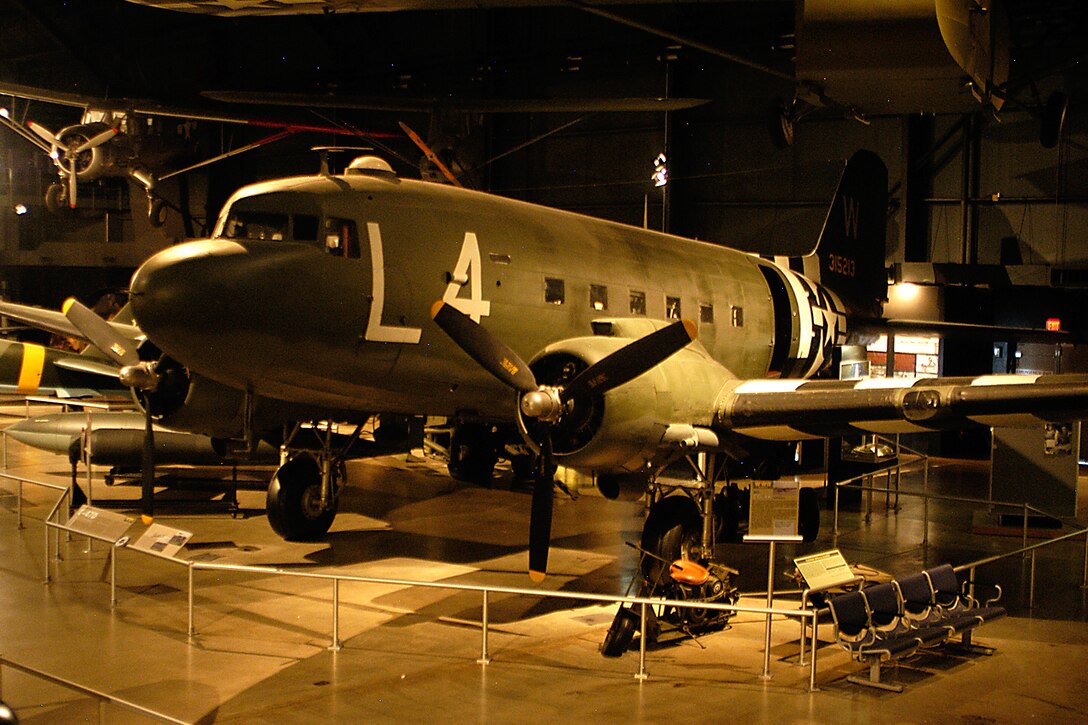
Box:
517;329;732;476
56;124;120;180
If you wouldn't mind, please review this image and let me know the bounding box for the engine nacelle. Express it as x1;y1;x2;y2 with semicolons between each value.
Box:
55;123;121;180
517;328;732;476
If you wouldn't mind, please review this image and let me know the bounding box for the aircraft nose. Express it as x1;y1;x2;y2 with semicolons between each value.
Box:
130;239;250;359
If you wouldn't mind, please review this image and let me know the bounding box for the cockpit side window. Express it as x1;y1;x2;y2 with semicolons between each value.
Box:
293;214;319;241
221;211;289;241
324;217;360;259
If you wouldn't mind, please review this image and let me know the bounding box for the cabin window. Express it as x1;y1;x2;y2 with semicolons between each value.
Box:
700;303;714;324
544;277;565;305
731;305;744;327
221;211;288;241
324;218;360;258
590;284;608;311
629;290;646;315
665;295;681;320
293;214;319;242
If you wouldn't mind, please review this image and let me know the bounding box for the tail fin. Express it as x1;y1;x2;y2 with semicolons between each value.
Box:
811;149;888;319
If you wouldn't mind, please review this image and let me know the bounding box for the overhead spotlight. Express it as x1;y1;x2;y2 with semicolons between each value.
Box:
652;152;668;188
0;108;8;119
13;203;28;215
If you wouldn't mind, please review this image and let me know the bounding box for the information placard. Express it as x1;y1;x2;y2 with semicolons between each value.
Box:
128;523;193;558
747;480;800;538
792;549;855;591
66;505;134;543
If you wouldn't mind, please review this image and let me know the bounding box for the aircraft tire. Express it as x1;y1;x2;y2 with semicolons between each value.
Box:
640;495;702;585
447;423;497;484
599;605;639;657
148;197;168;227
45;183;65;213
266;454;338;541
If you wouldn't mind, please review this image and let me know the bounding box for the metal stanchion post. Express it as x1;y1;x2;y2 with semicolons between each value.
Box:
477;590;491;665
832;484;840;544
809;610;819;692
761;541;776;680
43;521;50;584
922;460;930;547
17;481;23;529
330;579;342;651
1022;505;1029;554
635;602;648;680
864;475;872;524
187;564;195;641
1030;551;1037;609
1082;530;1088;590
110;546;117;607
84;407;93;506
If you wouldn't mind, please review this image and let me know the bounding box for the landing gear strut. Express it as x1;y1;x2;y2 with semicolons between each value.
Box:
639;451;821;568
266;421;357;541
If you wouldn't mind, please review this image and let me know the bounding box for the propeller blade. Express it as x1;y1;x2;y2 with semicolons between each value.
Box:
61;298;140;367
141;402;155;525
431;300;538;393
71;127;118;154
399;120;464;188
27;121;63;150
560;319;697;403
528;433;555;582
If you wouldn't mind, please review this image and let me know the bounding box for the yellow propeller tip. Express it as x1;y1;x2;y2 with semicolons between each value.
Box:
61;298;76;314
681;318;698;341
141;514;154;526
430;300;445;320
528;570;546;583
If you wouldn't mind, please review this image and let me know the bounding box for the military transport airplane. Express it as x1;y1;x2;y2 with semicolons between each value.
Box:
5;149;1087;582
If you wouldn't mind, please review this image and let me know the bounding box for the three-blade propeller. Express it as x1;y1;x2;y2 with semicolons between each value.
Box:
432;300;696;581
27;123;118;208
62;298;157;524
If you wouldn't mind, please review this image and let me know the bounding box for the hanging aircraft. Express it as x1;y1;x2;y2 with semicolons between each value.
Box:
122;0;1071;147
0;81;398;222
4;149;1086;582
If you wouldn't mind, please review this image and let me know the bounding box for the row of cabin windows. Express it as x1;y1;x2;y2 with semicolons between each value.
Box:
218;213;744;327
545;277;743;327
220;211;362;259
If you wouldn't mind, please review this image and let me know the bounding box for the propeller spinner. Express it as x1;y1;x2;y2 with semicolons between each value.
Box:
431;300;696;580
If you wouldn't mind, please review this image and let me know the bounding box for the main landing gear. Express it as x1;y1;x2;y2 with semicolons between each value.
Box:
601;451;821;656
266;422;358;541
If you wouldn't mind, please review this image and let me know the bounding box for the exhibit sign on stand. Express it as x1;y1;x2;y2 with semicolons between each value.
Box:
744;480;803;680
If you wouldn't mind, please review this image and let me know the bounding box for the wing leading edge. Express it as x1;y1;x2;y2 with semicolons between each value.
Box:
713;374;1088;441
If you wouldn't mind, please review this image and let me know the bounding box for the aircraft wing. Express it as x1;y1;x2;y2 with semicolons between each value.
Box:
0;81;399;139
202;90;708;114
0;81;90;109
715;374;1088;441
0;301;142;349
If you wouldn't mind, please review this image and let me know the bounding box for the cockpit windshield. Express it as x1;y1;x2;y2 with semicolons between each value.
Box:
220;210;290;241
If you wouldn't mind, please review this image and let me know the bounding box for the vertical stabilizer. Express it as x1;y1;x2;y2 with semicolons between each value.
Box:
812;149;888;318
